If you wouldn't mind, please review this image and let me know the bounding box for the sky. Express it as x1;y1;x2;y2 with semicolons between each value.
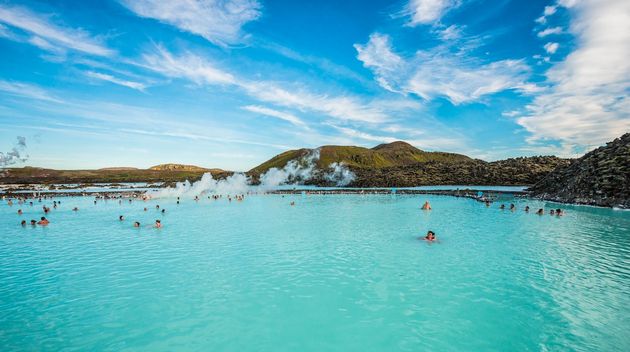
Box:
0;0;628;171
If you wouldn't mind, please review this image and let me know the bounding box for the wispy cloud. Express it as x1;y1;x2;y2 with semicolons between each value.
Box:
543;42;559;54
140;46;393;123
84;71;148;91
538;26;563;37
120;0;261;46
355;33;537;104
0;80;64;103
403;0;460;26
517;0;630;154
242;105;306;127
0;4;113;56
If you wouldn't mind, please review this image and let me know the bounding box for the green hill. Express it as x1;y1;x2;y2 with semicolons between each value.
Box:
249;141;471;174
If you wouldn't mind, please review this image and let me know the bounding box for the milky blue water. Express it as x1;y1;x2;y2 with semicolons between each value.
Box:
1;194;629;351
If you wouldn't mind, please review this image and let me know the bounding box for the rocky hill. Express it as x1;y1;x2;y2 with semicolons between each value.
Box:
528;133;630;208
250;141;569;187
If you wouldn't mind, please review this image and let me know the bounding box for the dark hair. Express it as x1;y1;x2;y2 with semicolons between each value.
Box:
21;220;26;225
40;217;45;220
119;215;124;219
156;220;161;223
556;209;561;212
31;219;36;223
134;221;140;226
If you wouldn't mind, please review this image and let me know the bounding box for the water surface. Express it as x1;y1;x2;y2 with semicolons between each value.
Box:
1;194;629;351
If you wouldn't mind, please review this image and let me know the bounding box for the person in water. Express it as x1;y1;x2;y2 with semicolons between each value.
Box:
119;215;124;221
154;220;162;228
525;206;530;212
500;204;505;210
536;208;544;215
556;208;563;216
421;201;432;210
37;217;49;225
30;219;37;226
17;209;23;215
20;220;26;226
550;209;555;215
133;221;140;228
510;203;515;211
72;207;79;211
424;230;436;241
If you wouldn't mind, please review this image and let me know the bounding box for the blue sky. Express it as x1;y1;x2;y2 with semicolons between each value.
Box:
0;0;628;170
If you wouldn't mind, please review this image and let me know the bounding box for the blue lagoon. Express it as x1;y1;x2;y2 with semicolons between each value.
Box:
1;193;629;351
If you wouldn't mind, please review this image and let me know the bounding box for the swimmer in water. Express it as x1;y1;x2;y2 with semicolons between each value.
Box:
156;205;160;209
421;201;432;210
550;209;555;215
424;230;436;241
154;220;162;228
485;200;490;207
556;208;563;216
37;217;49;225
21;220;26;226
17;209;23;215
161;209;165;214
72;207;79;211
500;204;505;210
133;221;140;228
143;207;147;211
536;208;544;215
119;215;124;221
510;203;515;211
30;219;37;226
525;206;530;212
290;201;295;206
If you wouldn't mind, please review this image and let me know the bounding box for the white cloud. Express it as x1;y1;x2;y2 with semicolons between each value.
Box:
355;33;535;104
242;105;306;127
544;42;559;54
141;46;236;85
120;0;261;46
436;24;463;40
0;4;113;56
544;5;558;16
538;26;563;37
404;0;460;25
140;47;392;123
0;80;63;103
517;0;630;152
84;71;148;91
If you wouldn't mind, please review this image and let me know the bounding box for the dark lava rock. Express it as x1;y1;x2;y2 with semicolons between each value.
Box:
528;133;630;208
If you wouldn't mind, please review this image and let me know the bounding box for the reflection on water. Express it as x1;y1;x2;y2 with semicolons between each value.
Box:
0;194;628;351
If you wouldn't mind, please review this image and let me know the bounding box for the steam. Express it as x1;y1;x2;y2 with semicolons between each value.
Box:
260;149;320;187
0;136;28;167
326;162;355;186
149;148;355;198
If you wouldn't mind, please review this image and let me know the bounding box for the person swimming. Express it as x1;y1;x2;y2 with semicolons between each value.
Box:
500;204;505;210
72;207;79;211
290;201;295;206
536;208;544;215
550;209;555;215
37;217;49;225
30;219;37;226
525;206;530;212
119;215;124;221
556;208;563;216
133;221;140;228
154;220;162;228
424;230;436;241
17;209;23;215
421;201;432;210
20;220;26;226
510;203;515;211
143;207;147;211
161;209;165;214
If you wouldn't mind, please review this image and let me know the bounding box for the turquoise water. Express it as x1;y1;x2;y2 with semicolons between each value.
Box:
1;194;629;351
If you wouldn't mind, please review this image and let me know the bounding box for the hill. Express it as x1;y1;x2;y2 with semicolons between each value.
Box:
149;163;222;172
249;141;568;186
249;141;471;174
528;133;630;207
1;166;228;184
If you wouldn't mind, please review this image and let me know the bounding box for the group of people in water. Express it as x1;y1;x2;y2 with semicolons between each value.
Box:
418;199;566;243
